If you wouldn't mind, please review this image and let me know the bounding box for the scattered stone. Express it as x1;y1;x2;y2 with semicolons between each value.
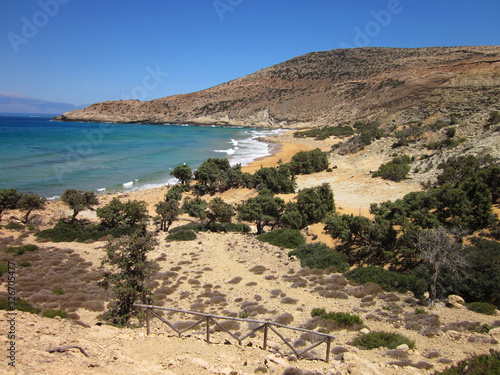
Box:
395;344;410;352
192;358;209;369
359;328;370;334
446;295;466;308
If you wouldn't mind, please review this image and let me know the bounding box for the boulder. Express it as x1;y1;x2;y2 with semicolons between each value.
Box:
446;295;465;308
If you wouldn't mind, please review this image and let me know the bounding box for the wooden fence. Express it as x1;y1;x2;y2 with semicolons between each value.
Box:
134;303;335;362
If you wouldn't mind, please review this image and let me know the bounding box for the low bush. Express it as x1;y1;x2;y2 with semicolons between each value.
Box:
42;309;68;319
466;302;498;316
52;288;64;295
166;229;197;241
35;220;139;242
351;331;415;350
3;222;24;230
312;308;363;327
5;244;38;256
205;222;251;233
435;350;500;374
258;228;306;249
288;149;329;175
289;243;349;272
345;266;427;299
372;155;411;182
294;125;355;140
0;263;7;277
0;298;40;314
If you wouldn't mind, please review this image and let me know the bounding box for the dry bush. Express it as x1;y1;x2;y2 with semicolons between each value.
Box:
265;275;277;280
275;313;294;325
347;288;367;298
378;293;401;302
188;279;201;286
155;287;175;296
82;301;105;312
423;351;440;359
209;295;227;305
241;301;258;309
281;297;299;305
174;321;199;331
246;282;257;287
249;265;267;275
321;291;348;299
299;332;323;343
190;303;205;311
404;313;440;336
331;346;349;355
227;276;242;284
293;339;307;347
214;320;240;332
291;279;308;288
384;350;409;359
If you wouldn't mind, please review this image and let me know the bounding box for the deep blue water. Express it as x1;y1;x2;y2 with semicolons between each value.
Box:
0;115;284;198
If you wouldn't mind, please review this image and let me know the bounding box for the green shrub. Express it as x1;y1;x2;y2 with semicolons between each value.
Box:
5;244;38;256
288;149;329;175
169;222;204;233
351;331;415;350
52;288;64;295
258;228;306;249
289;242;349;272
345;266;427;299
435;350;500;374
3;222;24;230
18;261;32;267
239;310;250;319
311;308;326;317
205;222;251;233
372;155;411;182
466;302;497;316
0;263;7;277
35;220;138;242
312;309;363;326
166;229;197;241
294;125;355;140
415;308;428;315
42;309;67;319
0;298;40;314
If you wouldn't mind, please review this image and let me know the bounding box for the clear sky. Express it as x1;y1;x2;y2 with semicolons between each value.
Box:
1;0;499;106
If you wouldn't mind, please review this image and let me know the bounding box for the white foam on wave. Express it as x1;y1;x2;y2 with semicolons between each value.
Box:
123;181;133;188
97;188;106;192
46;195;60;201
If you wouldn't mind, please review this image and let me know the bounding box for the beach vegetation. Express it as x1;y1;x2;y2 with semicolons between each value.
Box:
207;197;235;223
0;188;22;220
61;189;99;222
257;228;306;249
42;309;68;319
5;244;38;256
288;148;329;175
294;125;355;140
289;242;349;272
155;198;180;231
17;193;46;223
170;164;192;184
372;154;412;182
193;158;243;195
0;297;40;314
466;302;498;316
237;189;285;234
99;229;159;326
182;196;209;222
35;220;139;242
97;198;149;228
281;202;305;229
351;331;415;350
435;350;500;374
345;266;427;299
253;164;296;193
311;308;363;329
166;229;197;241
296;183;335;225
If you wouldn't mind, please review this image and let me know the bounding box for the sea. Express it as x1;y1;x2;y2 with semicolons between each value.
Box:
0;115;286;199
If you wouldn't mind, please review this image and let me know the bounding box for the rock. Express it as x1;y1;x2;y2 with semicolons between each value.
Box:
266;354;288;367
489;327;500;337
446;295;465;308
192;358;209;369
446;330;462;341
395;344;409;352
359;328;370;334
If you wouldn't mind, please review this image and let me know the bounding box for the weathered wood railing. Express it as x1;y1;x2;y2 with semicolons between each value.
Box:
134;303;335;362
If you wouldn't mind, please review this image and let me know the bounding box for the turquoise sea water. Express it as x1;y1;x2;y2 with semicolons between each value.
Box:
0;115;284;198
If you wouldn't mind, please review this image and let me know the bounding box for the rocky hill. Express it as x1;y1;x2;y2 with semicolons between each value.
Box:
54;46;500;129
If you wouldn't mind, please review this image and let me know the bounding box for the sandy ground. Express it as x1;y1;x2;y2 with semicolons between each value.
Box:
1;131;499;374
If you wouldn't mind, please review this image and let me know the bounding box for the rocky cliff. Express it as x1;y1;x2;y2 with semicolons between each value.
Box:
54;46;500;129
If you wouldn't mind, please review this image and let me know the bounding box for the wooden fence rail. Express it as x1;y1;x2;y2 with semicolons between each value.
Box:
134;303;335;362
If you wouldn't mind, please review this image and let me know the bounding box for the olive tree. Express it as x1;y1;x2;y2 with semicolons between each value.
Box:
61;189;99;222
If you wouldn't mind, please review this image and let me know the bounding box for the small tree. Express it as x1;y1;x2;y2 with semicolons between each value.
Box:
182;196;208;222
122;200;149;226
417;227;467;304
170;164;192;185
17;193;46;223
97;197;125;227
61;189;99;222
99;229;159;326
0;188;22;220
237;190;285;234
155;199;180;231
207;197;234;223
296;183;335;225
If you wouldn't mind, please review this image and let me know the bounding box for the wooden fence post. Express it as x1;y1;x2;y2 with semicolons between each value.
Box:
325;336;331;363
263;323;268;350
146;308;150;335
206;316;210;343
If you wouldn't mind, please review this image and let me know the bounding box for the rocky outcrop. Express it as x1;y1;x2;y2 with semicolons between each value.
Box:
54;46;500;129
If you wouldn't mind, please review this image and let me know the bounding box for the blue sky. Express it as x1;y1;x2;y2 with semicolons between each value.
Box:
1;0;499;106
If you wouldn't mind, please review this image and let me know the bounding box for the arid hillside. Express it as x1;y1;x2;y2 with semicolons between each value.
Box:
54;46;500;129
